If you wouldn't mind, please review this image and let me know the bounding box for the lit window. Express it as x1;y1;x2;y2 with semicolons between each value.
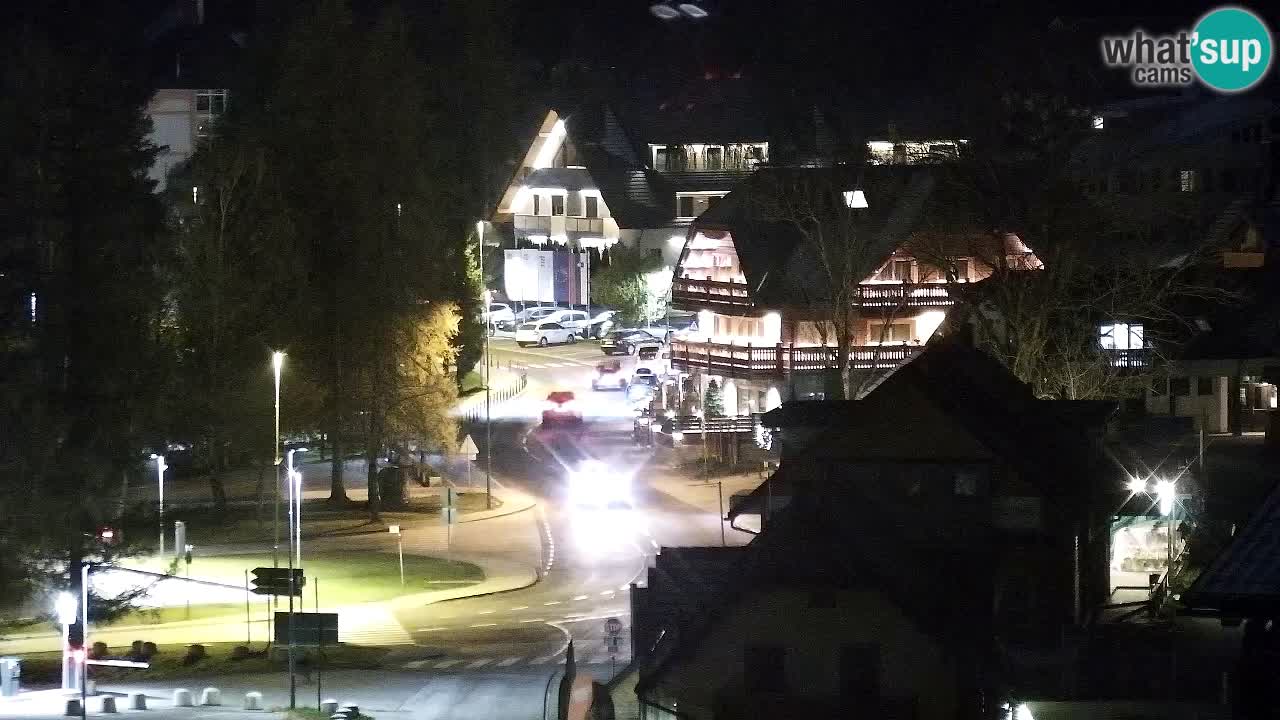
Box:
1099;323;1144;350
1092;115;1105;130
1179;170;1196;192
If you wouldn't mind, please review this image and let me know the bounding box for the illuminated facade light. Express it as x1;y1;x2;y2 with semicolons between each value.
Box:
678;2;708;18
843;189;869;209
1092;115;1105;130
650;2;681;20
532;120;567;169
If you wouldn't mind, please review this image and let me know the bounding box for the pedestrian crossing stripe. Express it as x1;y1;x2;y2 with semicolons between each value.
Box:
403;654;624;671
465;658;492;669
434;659;463;669
496;657;521;667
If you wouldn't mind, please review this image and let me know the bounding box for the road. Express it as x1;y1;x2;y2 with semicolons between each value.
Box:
3;336;751;719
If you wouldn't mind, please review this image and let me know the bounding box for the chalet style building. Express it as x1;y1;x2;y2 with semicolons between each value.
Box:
668;164;1043;412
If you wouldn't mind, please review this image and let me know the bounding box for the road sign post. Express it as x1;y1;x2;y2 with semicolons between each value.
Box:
389;526;404;586
459;435;479;491
442;488;457;549
605;617;623;681
250;567;305;597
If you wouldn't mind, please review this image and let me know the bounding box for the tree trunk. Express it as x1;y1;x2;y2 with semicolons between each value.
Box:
366;413;382;521
328;352;349;504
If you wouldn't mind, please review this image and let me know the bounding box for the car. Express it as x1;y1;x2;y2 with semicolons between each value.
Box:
538;309;592;339
483;303;514;334
635;342;670;375
592;359;627;391
586;310;618;339
632;366;656;382
626;376;658;407
516;319;579;347
600;329;662;355
566;458;632;507
542;391;583;425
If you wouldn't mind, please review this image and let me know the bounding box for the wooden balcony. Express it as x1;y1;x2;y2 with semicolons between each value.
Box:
1106;348;1154;368
671;278;753;312
671;340;922;378
854;282;955;308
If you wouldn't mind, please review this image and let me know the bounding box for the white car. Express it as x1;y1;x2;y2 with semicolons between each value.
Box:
538;309;592;339
516;320;579;347
483;303;514;331
635;343;670;375
568;459;632;507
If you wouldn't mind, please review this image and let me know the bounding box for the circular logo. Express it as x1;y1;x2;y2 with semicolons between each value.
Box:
1192;6;1273;92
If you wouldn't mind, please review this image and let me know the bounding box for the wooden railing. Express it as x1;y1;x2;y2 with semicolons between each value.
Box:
854;282;955;308
670;340;922;377
1106;348;1154;368
671;278;753;310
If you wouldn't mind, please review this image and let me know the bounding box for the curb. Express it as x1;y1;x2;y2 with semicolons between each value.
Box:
458;495;537;523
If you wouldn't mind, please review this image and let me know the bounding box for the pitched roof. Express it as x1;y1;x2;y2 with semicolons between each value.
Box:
692;164;942;307
1183;477;1280;614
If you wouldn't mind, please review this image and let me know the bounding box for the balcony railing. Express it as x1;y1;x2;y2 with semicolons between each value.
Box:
671;340;922;377
854;282;955;308
1106;348;1153;368
513;215;605;236
671;278;753;310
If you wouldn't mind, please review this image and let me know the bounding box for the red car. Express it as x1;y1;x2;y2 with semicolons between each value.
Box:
542;391;583;425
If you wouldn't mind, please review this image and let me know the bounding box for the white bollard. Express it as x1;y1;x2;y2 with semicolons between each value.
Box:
320;698;339;714
199;687;221;706
128;692;148;710
341;704;360;718
243;691;263;711
172;688;193;707
64;698;82;716
85;679;97;696
100;696;118;713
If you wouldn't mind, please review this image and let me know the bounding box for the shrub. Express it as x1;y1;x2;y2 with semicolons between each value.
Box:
182;644;207;665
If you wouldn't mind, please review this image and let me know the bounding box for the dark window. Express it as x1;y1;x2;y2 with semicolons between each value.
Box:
1202;169;1215;192
584;195;598;218
648;248;662;259
1222;169;1237;192
707;195;721;210
744;645;786;692
1231;129;1241;143
678;196;695;217
954;469;984;497
551;195;565;216
533;195;541;215
1150;168;1162;191
1170;377;1191;397
1197;377;1214;396
1151;377;1167;395
706;146;723;169
952;259;969;280
839;644;880;702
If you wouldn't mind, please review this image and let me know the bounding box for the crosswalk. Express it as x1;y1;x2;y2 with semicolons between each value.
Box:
400;652;628;671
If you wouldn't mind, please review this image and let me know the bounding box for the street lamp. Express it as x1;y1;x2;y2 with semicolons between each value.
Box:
55;592;77;690
272;351;284;570
1126;476;1148;496
287;448;308;569
477;221;493;510
151;454;167;557
1156;479;1177;577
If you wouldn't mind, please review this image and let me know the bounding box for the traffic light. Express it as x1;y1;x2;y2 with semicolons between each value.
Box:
250;567;305;596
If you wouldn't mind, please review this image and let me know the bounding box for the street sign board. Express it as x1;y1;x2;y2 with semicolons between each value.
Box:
250;567;306;596
459;435;479;460
605;617;623;636
274;612;338;647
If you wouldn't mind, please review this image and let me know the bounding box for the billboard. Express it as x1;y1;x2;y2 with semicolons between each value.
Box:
504;250;586;304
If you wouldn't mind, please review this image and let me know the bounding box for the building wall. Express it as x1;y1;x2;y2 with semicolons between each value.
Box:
646;587;959;720
146;89;196;191
1146;376;1229;433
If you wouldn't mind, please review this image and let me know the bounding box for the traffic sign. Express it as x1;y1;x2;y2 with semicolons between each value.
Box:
250;567;306;596
459;435;479;460
274;612;338;646
442;487;457;525
605;617;623;636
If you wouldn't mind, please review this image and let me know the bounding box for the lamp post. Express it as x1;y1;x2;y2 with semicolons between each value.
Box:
272;351;284;571
55;592;77;690
1156;479;1177;577
151;454;166;557
389;525;405;586
287;448;308;569
477;221;493;510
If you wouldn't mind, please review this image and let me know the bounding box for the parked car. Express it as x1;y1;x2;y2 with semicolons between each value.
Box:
516;319;579;347
538;309;592;338
483;303;514;333
592;359;627;391
498;306;560;332
586;310;618;339
542;390;583;425
600;329;662;355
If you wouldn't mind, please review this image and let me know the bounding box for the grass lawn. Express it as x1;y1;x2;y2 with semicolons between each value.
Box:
124;551;483;606
460;369;484;395
16;641;389;686
171;494;498;547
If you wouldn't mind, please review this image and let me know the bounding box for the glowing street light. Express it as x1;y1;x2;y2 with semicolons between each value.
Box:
54;592;77;690
1155;479;1176;517
150;454;167;556
287;448;308;569
271;351;284;571
1126;477;1148;496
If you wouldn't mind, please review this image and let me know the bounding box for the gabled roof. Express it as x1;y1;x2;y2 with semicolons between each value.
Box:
1183;476;1280;614
691;164;945;307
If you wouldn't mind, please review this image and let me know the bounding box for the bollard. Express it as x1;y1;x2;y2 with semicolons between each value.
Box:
199;687;221;706
243;691;263;710
128;692;147;710
85;679;97;696
320;699;339;714
64;698;82;716
341;704;361;719
100;696;118;713
172;688;193;707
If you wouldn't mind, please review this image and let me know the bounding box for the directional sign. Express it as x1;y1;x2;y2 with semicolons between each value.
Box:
459;435;479;460
250;567;306;596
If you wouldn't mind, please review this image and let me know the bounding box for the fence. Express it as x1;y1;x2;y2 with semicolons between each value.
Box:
460;371;528;423
670;340;922;377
